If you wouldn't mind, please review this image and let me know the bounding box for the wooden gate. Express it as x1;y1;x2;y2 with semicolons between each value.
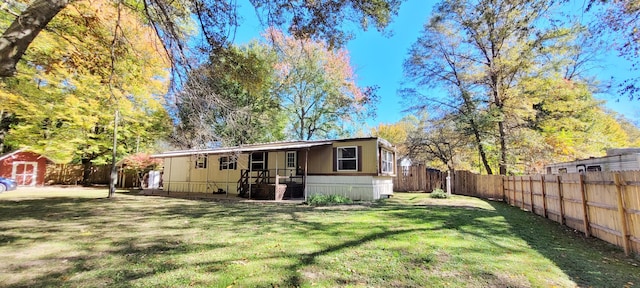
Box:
393;164;445;192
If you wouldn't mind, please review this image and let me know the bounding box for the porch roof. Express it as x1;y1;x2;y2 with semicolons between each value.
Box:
152;140;333;158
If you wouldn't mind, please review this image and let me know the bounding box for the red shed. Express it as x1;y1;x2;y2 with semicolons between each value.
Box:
0;149;51;186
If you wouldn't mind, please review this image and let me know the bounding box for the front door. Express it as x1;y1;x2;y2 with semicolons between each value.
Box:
286;151;297;176
12;162;37;186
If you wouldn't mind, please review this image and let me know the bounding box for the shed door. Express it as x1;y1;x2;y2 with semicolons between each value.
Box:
12;161;37;186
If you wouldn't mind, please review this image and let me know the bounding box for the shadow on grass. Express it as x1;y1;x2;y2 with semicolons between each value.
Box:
0;195;498;287
487;201;640;288
2;193;638;287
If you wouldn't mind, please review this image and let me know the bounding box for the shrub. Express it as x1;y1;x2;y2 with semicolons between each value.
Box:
307;194;353;206
430;188;449;199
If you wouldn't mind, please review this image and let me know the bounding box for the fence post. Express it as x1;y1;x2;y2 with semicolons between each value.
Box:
614;173;630;256
502;176;507;203
557;175;565;225
579;174;590;237
541;174;547;218
512;176;517;206
529;176;535;212
520;176;525;210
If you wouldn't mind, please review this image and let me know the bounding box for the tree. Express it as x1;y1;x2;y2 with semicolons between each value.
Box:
0;0;401;78
370;116;418;158
266;28;378;140
0;0;70;77
403;0;582;175
122;152;162;187
172;43;285;148
589;0;640;99
0;0;172;183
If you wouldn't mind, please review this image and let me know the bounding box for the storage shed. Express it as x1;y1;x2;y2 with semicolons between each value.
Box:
0;149;51;186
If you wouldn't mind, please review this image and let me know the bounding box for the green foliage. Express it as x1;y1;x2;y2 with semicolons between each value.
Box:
307;194;353;206
173;43;286;148
403;0;639;174
266;28;378;140
429;188;448;199
0;0;171;163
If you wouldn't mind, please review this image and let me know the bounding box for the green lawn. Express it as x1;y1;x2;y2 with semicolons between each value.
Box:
0;188;638;287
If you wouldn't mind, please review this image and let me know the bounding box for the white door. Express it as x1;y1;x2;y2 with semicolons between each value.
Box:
286;151;297;176
12;161;38;186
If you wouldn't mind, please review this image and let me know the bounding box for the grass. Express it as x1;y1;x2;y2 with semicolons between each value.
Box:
0;188;638;287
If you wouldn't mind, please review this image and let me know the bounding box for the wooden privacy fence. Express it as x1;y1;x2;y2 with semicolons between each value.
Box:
455;170;640;256
393;164;445;192
453;170;504;200
45;164;138;187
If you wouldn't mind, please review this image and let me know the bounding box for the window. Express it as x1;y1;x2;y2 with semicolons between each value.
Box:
558;168;567;174
286;151;297;169
337;147;357;171
195;155;207;169
587;165;602;172
219;156;236;170
250;152;266;170
381;149;394;173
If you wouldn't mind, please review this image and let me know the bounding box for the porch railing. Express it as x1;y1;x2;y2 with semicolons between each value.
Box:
236;169;304;197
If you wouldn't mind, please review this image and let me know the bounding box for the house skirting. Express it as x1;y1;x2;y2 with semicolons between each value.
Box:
306;175;394;201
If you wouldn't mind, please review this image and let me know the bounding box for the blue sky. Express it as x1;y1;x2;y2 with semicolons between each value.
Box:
232;0;639;127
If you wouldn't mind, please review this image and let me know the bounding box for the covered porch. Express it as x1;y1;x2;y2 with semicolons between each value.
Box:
237;168;306;200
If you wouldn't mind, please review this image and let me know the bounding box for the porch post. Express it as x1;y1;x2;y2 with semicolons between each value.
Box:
226;153;230;197
205;153;210;193
249;152;253;199
304;148;309;202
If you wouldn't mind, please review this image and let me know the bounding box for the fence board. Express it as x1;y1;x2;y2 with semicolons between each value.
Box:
621;171;640;254
452;170;640;256
560;173;584;232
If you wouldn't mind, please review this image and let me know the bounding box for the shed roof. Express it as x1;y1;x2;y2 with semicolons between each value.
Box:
0;149;53;162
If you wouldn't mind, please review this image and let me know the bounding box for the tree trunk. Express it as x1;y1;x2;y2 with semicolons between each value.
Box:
460;91;493;175
81;158;92;186
498;120;508;175
0;0;70;77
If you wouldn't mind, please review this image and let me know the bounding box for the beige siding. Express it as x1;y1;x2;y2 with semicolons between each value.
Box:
165;156;190;182
266;151;300;176
307;146;333;174
306;138;380;174
163;154;248;194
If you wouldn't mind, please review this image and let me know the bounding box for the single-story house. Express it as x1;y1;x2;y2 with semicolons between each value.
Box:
0;149;52;186
151;137;397;201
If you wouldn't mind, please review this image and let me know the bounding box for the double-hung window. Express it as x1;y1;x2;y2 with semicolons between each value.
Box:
250;152;266;170
381;149;394;174
337;147;357;171
219;156;236;170
194;155;207;169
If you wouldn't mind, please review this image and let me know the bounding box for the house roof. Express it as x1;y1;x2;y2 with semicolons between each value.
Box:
152;137;394;158
153;140;333;158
